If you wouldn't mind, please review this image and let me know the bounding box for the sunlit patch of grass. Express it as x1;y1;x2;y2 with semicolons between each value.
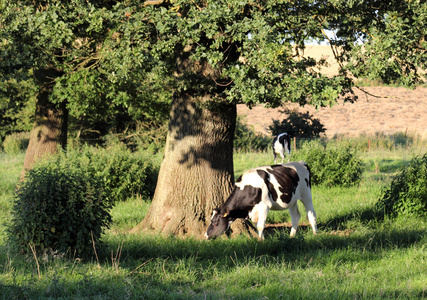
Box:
0;152;24;194
108;197;151;233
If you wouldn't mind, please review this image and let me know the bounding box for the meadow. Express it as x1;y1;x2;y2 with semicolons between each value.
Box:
0;141;426;299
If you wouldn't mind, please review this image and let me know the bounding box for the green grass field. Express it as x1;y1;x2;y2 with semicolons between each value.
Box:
0;145;426;299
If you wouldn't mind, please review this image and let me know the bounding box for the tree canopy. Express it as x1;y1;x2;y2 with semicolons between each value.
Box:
2;0;425;127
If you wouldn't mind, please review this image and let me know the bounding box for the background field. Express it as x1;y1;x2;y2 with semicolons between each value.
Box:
238;46;427;140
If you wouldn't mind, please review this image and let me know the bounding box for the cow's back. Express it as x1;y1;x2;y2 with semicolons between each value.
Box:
261;161;311;210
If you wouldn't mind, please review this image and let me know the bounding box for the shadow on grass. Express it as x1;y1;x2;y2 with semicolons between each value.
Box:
100;212;425;265
319;206;383;229
2;215;425;299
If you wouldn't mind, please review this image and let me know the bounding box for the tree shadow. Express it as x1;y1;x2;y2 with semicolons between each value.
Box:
319;206;384;230
102;208;425;264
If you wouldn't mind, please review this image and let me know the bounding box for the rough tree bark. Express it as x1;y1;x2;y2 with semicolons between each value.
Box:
131;93;256;238
20;67;68;180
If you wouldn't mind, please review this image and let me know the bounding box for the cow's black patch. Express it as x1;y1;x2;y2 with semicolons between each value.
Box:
262;165;300;204
278;133;291;153
222;184;263;213
228;209;249;219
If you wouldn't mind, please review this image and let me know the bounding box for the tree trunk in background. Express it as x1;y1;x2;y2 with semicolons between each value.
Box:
132;93;255;238
21;67;68;180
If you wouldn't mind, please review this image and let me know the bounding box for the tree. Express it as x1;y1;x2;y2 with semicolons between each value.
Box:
2;0;426;238
133;0;427;238
0;0;170;175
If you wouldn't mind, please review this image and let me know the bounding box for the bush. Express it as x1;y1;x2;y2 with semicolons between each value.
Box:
2;132;30;154
9;158;112;258
376;153;427;217
8;145;160;258
269;109;326;138
65;145;159;202
294;140;363;186
234;116;270;152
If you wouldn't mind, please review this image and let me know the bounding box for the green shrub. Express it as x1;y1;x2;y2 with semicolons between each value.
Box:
64;145;159;202
8;145;160;258
293;140;363;186
9;158;112;258
2;132;29;154
376;153;427;217
132;123;167;154
269;109;326;138
234;116;270;152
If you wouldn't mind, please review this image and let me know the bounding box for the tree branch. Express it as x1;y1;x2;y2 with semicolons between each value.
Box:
144;0;165;6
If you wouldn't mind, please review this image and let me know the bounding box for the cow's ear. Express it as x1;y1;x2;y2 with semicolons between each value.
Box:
223;207;230;218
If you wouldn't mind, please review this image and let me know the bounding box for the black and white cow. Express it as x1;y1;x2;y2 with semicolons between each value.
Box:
272;133;291;164
205;161;317;240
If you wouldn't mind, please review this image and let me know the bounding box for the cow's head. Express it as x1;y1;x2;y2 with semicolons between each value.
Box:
205;208;232;239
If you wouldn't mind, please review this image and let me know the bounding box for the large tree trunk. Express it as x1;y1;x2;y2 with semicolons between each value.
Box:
21;67;68;179
132;93;254;238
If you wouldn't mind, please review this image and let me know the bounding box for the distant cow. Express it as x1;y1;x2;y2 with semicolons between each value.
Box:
205;161;317;240
272;133;291;164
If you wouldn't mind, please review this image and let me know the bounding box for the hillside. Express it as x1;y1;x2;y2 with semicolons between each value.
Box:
237;46;427;140
237;86;427;140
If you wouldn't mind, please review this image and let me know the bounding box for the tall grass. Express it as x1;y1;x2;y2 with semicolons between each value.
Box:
1;138;426;299
0;152;25;243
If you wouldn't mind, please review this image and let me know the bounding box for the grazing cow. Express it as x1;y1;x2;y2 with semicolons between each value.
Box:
272;133;291;164
205;161;317;240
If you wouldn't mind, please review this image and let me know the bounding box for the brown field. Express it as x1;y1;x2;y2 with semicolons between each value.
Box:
237;46;427;140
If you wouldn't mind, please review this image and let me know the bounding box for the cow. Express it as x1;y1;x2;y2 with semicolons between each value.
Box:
205;161;317;240
272;133;291;164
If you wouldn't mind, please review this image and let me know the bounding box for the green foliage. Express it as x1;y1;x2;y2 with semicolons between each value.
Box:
293;139;363;186
234;117;270;152
376;153;427;217
0;78;36;142
64;145;159;202
109;122;168;155
269;109;326;138
346;1;427;87
9;157;112;258
1;0;171;144
8;144;159;258
2;132;29;154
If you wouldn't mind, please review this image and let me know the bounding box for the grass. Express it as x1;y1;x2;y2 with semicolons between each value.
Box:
1;144;426;299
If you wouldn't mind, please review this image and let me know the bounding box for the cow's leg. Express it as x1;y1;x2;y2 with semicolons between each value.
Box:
253;204;269;240
273;152;278;164
288;204;301;237
280;151;284;164
300;193;318;235
302;201;317;235
307;209;317;235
